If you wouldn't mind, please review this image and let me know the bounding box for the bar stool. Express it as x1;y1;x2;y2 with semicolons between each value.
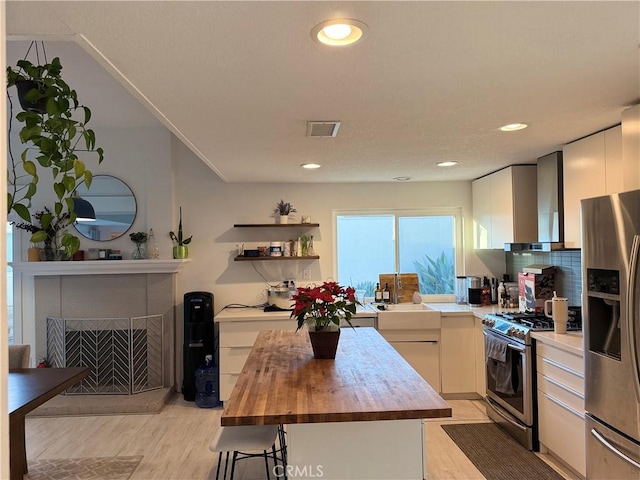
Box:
210;424;287;480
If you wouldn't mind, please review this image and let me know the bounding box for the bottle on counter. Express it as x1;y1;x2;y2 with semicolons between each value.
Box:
374;283;383;303
383;282;390;303
497;281;506;308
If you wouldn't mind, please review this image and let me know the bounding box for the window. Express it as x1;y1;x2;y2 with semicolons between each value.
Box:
335;209;462;297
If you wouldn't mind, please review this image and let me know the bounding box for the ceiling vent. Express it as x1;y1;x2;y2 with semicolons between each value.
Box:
307;121;341;137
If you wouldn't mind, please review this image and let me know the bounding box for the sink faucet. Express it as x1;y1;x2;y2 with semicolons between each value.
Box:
393;273;403;303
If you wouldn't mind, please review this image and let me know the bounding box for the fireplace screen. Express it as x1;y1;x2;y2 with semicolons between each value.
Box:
47;315;163;395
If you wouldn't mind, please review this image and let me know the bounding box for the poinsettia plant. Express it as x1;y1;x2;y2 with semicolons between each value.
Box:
291;281;361;331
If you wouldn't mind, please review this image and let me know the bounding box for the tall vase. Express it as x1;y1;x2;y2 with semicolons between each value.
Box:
308;328;341;359
173;245;189;259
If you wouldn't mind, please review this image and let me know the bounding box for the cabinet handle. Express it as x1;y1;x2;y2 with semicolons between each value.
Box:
591;428;640;470
542;392;584;419
542;357;584;378
542;374;584;399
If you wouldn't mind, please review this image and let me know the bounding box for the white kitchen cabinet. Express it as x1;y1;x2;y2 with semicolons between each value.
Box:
217;316;294;401
440;314;476;397
536;340;586;477
378;311;441;392
563;125;626;248
472;165;538;249
474;316;486;397
622;104;640;190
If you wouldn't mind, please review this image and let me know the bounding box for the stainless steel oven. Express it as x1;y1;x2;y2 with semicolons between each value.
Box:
482;310;582;451
483;328;535;450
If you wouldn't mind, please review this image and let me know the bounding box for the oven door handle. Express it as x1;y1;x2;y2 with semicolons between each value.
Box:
483;329;525;353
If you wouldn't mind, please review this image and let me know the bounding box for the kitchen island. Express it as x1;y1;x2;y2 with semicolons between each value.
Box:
222;327;451;479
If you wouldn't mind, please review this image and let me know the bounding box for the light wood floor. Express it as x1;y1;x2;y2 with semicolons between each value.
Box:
24;394;579;479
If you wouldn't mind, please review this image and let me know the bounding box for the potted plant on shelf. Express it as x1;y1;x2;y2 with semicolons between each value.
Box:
291;281;361;359
6;54;104;259
273;199;296;224
170;207;192;259
129;231;148;260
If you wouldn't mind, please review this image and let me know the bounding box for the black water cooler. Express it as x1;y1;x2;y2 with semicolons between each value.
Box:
182;291;215;401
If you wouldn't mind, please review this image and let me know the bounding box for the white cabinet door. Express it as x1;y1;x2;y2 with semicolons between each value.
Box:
389;341;440;393
605;125;623;194
563;132;606;248
474;316;486;397
472;175;492;249
489;167;515;249
622;105;640;190
441;315;476;395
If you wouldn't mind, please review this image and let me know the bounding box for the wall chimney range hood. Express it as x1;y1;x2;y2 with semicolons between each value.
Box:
505;151;567;252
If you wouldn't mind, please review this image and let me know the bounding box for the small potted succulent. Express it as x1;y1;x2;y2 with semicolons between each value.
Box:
170;206;192;259
273;199;296;224
129;231;148;260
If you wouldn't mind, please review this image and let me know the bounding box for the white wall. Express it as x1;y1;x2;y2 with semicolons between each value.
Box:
10;126;173;259
171;137;501;315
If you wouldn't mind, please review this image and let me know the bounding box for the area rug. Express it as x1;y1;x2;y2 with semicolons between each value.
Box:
25;455;143;480
442;423;563;480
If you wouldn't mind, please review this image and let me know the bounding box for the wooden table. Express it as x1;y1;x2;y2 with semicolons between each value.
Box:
222;328;451;479
9;367;90;480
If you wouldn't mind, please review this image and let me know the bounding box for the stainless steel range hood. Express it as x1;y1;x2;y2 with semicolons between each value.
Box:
505;151;566;252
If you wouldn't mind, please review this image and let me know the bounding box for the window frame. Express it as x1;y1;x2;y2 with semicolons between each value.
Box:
332;207;465;285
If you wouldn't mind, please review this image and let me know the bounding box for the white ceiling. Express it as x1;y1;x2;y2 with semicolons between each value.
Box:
6;1;640;184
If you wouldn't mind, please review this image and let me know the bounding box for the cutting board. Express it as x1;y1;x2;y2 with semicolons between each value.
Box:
378;273;420;303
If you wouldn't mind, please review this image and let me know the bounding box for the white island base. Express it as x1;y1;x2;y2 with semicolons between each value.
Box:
287;418;425;479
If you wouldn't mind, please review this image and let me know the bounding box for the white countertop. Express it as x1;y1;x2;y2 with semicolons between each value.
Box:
215;303;378;322
531;331;584;356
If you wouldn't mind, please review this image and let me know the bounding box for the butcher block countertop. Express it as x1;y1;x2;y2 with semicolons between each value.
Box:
221;327;451;427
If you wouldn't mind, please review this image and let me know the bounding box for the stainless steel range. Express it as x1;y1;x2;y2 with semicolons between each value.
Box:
482;310;581;450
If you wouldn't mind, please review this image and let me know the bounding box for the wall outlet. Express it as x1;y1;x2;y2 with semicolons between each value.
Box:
302;267;311;280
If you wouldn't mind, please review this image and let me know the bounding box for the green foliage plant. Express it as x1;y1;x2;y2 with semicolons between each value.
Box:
6;56;104;255
413;251;455;294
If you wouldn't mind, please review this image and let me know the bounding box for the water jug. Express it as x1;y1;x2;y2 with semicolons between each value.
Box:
195;355;220;408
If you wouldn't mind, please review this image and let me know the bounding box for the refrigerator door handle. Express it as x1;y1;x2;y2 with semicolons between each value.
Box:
590;427;640;470
628;234;640;402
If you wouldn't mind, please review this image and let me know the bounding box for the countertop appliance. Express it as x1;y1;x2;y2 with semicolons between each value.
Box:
583;189;640;479
482;309;581;450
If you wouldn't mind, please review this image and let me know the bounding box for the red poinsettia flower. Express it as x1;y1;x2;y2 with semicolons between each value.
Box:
291;280;362;331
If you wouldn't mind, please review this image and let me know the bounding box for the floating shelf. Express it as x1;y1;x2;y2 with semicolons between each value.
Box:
234;223;319;228
9;259;190;276
234;256;320;262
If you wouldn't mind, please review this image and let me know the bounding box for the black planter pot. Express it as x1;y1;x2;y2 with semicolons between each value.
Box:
308;329;340;359
15;80;47;113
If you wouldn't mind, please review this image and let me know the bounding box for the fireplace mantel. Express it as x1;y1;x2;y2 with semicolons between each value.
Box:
10;259;189;276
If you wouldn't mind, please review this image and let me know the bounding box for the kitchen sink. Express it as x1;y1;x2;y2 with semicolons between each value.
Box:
383;303;434;311
377;304;441;330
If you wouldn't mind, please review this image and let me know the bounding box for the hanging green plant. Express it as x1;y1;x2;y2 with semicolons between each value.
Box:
6;53;104;256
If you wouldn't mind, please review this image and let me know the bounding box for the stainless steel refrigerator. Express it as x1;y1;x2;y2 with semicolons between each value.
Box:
583;189;640;479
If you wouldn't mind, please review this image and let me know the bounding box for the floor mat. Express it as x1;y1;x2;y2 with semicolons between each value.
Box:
441;423;564;480
25;456;143;480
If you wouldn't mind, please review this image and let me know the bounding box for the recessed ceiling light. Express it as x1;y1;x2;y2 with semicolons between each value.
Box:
301;163;321;169
393;176;411;181
499;123;528;132
311;19;368;46
437;161;459;167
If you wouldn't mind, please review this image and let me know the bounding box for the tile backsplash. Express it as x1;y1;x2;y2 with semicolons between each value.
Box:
506;250;582;307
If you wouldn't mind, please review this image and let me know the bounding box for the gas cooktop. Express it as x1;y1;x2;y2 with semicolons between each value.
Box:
483;308;582;343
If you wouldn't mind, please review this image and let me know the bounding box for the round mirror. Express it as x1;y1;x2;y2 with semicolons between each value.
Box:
73;175;137;241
